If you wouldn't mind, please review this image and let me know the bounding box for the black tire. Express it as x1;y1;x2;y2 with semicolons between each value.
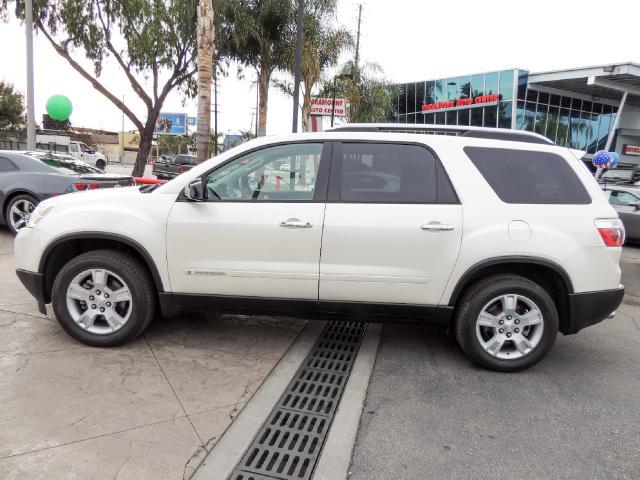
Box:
5;193;39;234
51;249;155;347
454;274;558;372
96;159;106;170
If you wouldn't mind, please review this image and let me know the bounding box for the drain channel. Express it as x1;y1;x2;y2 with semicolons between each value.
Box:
229;321;367;480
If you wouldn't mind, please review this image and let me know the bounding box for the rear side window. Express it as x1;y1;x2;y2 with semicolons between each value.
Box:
0;157;18;172
339;143;440;203
464;146;591;204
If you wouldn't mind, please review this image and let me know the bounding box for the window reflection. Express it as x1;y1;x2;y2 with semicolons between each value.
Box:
447;78;459;101
499;70;514;100
458;108;470;126
498;101;512;128
459;76;471;98
407;83;416;114
485;72;499;96
471;74;484;97
484;106;497;128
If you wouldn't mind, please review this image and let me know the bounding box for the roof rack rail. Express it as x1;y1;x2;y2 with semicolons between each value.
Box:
327;123;554;145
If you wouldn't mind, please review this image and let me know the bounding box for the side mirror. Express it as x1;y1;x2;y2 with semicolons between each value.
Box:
183;177;204;202
634;204;640;211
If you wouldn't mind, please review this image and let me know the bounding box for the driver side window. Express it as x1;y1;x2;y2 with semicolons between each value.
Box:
204;143;323;201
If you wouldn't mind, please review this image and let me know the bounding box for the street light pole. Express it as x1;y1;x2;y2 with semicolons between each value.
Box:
330;78;337;128
291;0;304;133
25;0;36;150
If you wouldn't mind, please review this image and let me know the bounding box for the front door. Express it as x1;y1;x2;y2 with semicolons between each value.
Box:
166;142;329;300
319;142;462;307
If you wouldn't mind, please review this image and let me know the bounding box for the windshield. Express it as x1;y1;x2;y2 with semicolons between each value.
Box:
602;169;634;181
30;154;103;174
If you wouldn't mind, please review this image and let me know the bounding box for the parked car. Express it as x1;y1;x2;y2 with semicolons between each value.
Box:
15;125;625;371
152;154;197;180
601;184;640;241
68;141;108;170
0;151;134;233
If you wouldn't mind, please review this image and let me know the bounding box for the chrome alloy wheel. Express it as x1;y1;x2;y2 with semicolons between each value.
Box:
9;199;35;231
65;269;132;335
475;294;544;360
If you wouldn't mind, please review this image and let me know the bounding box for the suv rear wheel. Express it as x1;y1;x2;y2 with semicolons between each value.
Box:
51;249;155;347
454;274;558;372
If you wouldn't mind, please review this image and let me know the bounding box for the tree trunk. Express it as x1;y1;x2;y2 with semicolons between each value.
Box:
132;121;155;177
257;66;270;137
301;81;312;132
196;0;215;163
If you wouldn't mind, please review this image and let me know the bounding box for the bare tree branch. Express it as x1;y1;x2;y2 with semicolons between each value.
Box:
95;4;152;109
36;19;144;132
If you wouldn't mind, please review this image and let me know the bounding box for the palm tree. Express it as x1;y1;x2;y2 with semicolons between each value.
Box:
196;0;215;163
226;0;293;136
276;0;351;131
326;61;393;123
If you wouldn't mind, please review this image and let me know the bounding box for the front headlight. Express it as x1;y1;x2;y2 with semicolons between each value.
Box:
27;199;57;228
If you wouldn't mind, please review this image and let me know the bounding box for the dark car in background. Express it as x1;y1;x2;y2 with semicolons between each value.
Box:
602;184;640;242
0;151;134;233
152;154;197;180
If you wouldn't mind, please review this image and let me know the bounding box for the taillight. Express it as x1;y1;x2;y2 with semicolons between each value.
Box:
179;165;186;173
74;183;101;191
595;218;625;246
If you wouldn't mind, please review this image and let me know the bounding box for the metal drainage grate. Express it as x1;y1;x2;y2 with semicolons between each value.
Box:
230;321;367;480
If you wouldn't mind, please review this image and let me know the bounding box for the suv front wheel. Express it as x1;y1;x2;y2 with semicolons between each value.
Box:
51;249;155;347
454;274;558;372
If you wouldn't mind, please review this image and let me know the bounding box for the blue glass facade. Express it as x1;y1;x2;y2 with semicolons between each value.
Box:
388;69;618;153
515;85;617;153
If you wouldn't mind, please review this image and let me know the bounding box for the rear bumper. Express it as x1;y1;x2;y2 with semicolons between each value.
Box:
566;286;624;334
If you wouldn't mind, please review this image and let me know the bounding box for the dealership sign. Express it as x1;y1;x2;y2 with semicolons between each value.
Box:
310;97;347;117
422;93;501;112
623;145;640;156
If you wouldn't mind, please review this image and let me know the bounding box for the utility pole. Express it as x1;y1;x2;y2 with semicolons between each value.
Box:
214;72;218;155
291;0;304;133
25;0;36;150
354;4;362;75
255;79;259;137
120;95;125;163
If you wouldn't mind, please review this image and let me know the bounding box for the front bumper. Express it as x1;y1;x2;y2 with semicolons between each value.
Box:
566;286;625;334
16;269;48;314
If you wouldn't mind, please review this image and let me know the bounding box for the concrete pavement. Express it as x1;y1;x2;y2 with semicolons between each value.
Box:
348;248;640;480
0;228;304;479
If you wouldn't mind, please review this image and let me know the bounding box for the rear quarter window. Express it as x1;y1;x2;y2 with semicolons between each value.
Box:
464;146;591;204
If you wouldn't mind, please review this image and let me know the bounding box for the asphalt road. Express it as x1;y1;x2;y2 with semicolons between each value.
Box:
349;249;640;480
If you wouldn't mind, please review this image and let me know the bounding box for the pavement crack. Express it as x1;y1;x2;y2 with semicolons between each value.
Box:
182;435;219;480
143;334;205;446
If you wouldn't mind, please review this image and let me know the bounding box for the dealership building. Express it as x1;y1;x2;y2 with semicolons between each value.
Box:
388;63;640;164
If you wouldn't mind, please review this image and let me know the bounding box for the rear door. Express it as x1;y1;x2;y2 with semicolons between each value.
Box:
319;142;462;308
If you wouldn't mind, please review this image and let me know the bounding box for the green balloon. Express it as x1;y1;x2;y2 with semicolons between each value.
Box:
46;95;73;121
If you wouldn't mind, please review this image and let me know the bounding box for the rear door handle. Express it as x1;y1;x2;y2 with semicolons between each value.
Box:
279;218;313;228
421;222;454;231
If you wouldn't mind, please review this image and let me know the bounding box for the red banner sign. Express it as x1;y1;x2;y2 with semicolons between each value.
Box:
623;145;640;156
422;93;501;112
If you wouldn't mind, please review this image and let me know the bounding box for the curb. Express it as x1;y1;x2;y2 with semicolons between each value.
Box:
192;320;326;480
313;323;382;480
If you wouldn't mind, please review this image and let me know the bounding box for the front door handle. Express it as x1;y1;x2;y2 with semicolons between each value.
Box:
279;218;313;228
421;222;454;231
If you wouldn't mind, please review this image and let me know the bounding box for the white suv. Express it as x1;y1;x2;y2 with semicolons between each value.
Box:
14;125;625;371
